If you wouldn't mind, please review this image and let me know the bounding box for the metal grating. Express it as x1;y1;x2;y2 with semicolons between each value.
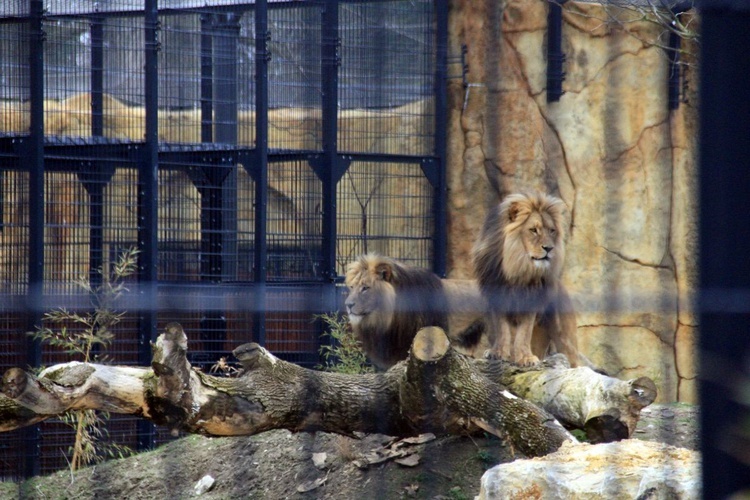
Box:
0;0;446;479
336;160;434;273
338;1;436;156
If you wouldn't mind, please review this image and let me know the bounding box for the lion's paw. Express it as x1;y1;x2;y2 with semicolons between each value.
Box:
514;354;540;367
482;349;511;362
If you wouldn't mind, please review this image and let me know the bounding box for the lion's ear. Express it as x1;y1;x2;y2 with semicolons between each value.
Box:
375;263;393;282
508;201;522;222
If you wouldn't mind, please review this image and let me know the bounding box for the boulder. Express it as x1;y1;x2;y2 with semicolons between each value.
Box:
479;440;700;499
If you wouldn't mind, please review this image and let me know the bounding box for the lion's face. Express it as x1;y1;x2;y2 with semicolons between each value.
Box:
501;193;566;283
344;258;396;330
473;192;567;287
517;209;559;269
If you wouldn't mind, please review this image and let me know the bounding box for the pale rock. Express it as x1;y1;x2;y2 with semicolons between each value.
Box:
478;440;700;499
312;452;328;470
193;475;215;496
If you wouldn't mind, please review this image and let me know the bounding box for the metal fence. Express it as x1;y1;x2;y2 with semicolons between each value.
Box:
0;0;447;478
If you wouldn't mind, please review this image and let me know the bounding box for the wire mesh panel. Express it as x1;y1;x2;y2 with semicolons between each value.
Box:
338;0;436;156
264;285;330;367
0;22;30;129
157;167;209;282
267;159;323;280
43;172;90;287
268;3;323;151
336;161;434;274
36;10;148;140
236;163;257;281
0;171;29;294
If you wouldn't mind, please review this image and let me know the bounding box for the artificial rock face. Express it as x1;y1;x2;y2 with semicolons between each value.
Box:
446;0;699;402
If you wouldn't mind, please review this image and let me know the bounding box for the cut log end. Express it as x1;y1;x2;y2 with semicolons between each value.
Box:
584;412;630;443
411;327;451;362
162;322;188;348
629;376;658;409
232;343;262;370
1;368;28;399
233;343;278;371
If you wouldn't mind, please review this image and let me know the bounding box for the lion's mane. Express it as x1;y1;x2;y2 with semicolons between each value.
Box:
472;192;566;292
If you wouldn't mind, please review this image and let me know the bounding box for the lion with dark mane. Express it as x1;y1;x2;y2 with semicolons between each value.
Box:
344;254;483;370
471;191;581;366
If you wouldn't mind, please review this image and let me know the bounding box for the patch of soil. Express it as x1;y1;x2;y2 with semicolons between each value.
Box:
0;403;697;499
633;403;699;451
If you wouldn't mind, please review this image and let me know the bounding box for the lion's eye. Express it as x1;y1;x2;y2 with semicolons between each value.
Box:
530;227;538;235
550;228;556;235
361;286;370;293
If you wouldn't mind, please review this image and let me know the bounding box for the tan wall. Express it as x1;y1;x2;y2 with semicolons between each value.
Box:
445;0;699;402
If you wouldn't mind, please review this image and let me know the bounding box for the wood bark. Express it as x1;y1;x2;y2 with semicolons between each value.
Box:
0;323;655;457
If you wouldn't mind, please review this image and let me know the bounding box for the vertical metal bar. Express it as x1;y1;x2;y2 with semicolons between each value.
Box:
200;14;214;144
254;0;269;345
320;0;339;282
89;18;105;288
196;14;239;361
699;3;750;497
137;0;160;451
90;17;104;136
87;171;104;288
24;0;45;479
199;177;228;365
432;0;448;277
214;14;239;145
216;14;239;280
546;0;566;103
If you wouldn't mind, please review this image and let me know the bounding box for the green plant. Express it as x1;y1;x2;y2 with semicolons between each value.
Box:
570;428;590;443
447;486;469;500
475;449;495;465
29;247;139;471
316;312;374;374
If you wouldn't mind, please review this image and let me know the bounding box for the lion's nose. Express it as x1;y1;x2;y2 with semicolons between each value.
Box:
542;245;554;254
345;300;355;310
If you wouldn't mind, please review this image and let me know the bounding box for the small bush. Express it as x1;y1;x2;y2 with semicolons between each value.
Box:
317;312;374;374
29;247;139;471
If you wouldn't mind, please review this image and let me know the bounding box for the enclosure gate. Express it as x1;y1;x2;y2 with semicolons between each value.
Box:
0;0;447;478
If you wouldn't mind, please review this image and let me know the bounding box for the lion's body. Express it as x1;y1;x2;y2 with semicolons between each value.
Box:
471;192;582;366
344;255;485;370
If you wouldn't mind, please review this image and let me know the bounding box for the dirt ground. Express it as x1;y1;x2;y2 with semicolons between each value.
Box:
0;403;697;499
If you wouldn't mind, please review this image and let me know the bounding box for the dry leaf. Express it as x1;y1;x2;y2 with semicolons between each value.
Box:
296;476;327;493
401;433;436;445
394;453;421;467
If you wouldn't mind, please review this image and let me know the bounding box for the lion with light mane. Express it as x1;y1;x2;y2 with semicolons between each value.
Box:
344;254;484;370
471;191;581;366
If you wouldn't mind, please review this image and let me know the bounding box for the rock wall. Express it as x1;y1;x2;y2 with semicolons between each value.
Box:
446;0;699;402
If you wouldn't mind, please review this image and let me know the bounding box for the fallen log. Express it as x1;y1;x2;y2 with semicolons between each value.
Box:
1;323;655;457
